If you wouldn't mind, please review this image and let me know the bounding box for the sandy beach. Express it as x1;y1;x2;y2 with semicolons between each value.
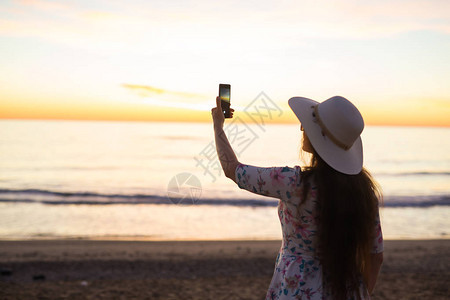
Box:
0;239;448;299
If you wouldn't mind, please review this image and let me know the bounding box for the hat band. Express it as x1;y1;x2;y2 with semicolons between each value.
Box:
313;105;351;150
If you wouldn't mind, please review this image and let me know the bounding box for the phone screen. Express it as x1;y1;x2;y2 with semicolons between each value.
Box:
219;85;230;103
219;84;231;118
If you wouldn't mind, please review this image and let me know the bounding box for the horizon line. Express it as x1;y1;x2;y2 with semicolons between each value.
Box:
1;117;449;128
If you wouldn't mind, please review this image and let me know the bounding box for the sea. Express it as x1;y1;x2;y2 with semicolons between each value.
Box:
0;120;449;240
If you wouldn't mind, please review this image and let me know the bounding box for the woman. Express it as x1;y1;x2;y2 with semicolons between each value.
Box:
212;95;383;299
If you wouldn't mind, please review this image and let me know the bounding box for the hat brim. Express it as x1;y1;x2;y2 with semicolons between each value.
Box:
288;97;363;175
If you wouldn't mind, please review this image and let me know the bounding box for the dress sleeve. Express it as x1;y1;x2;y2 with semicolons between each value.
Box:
234;163;301;201
371;207;384;253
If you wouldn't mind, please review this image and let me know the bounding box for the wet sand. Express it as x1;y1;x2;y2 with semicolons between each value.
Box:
0;239;448;299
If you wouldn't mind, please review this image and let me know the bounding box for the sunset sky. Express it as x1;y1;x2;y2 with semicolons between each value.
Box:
1;0;449;126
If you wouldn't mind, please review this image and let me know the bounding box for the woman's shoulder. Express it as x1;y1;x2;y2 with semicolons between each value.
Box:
236;164;303;178
237;164;305;190
235;164;316;202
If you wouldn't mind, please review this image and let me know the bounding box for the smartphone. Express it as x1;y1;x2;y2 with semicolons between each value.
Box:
219;84;231;118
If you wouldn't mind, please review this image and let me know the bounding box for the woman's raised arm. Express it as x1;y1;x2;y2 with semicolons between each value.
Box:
211;96;239;182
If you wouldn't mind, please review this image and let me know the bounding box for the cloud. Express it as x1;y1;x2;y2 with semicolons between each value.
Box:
269;0;450;39
121;83;248;112
16;0;73;11
121;84;214;111
121;84;208;100
2;0;450;46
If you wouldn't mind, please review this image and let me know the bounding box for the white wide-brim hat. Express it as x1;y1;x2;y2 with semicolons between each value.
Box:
288;96;364;175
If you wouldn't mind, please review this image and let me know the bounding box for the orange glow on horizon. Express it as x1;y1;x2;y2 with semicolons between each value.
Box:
1;98;449;127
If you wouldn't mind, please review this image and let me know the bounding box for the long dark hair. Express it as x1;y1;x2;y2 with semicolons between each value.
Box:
300;148;381;299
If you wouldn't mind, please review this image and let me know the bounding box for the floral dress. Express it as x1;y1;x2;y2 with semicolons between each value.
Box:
235;164;383;300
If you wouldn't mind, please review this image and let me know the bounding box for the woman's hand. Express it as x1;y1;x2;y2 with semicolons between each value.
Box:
211;96;234;130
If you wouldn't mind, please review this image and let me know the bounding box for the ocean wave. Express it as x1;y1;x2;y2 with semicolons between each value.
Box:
375;171;450;177
0;188;162;199
0;188;275;207
0;188;449;208
382;195;450;207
